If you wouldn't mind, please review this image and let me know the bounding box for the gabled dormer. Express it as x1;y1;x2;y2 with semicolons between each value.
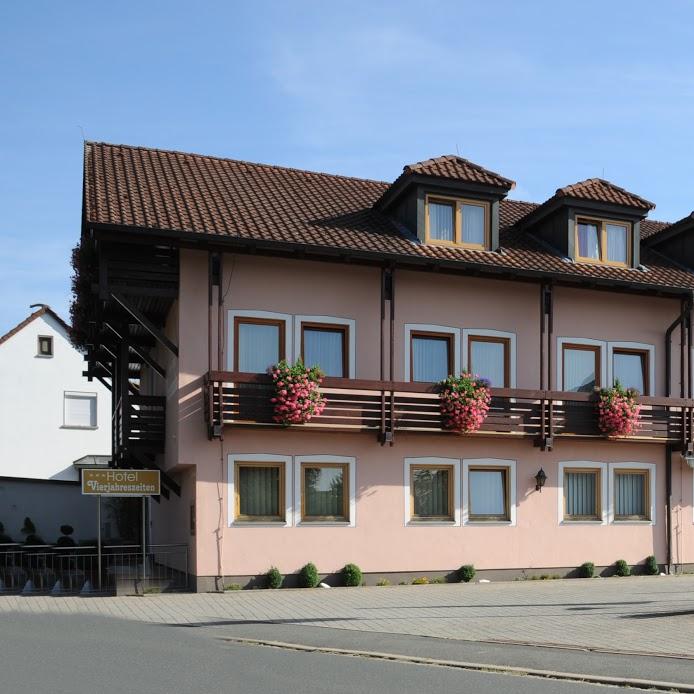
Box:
518;178;655;269
375;155;515;252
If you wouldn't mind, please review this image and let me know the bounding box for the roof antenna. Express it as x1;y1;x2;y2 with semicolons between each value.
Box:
455;143;460;156
77;125;87;141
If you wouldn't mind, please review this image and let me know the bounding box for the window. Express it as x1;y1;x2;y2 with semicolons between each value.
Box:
575;217;630;266
468;335;510;387
613;349;649;394
425;195;489;249
468;466;509;521
37;335;53;357
564;468;601;521
234;461;285;522
562;343;601;392
63;392;97;428
410;464;454;521
410;331;453;382
234;317;285;373
614;469;650;521
300;322;348;377
301;462;348;522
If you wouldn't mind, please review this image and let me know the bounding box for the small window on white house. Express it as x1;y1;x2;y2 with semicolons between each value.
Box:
37;335;53;357
63;392;97;428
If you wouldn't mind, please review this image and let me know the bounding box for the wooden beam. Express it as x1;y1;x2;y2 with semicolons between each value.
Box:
110;292;178;357
129;343;166;380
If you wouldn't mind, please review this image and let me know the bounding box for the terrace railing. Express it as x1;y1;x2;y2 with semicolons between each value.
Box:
205;371;694;450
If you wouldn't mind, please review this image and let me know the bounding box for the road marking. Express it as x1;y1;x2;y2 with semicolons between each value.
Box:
221;636;694;693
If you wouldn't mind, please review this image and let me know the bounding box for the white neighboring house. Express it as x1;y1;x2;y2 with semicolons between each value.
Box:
0;305;111;543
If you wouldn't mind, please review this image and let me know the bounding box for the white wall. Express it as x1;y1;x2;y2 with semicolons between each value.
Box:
0;312;111;481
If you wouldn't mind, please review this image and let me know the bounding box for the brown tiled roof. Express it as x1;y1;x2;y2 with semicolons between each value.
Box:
402;155;515;190
641;218;671;239
0;305;70;347
84;142;694;291
554;178;655;211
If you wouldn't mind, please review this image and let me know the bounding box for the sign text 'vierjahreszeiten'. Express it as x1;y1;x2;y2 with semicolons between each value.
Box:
81;469;161;496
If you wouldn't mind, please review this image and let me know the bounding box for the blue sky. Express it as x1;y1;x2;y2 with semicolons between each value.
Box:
2;0;694;333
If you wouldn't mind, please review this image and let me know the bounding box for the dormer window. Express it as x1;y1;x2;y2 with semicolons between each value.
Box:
425;195;489;250
575;217;630;267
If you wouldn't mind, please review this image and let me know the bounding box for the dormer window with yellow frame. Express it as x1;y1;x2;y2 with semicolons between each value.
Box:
425;195;489;250
575;217;631;267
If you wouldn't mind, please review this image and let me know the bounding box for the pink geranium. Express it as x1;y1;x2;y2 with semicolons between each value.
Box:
439;373;491;434
269;360;326;425
598;381;641;437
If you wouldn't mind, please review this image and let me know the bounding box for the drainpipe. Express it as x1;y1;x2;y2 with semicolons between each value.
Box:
665;313;681;397
666;443;673;573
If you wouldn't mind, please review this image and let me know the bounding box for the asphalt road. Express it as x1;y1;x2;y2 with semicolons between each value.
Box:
0;612;670;694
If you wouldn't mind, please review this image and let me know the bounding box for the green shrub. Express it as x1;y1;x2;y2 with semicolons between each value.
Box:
644;555;659;576
341;563;362;587
615;559;631;577
411;576;429;585
266;566;283;589
376;578;391;587
458;564;476;583
299;562;319;588
0;522;12;544
431;576;446;584
224;583;242;591
20;517;44;545
578;562;595;578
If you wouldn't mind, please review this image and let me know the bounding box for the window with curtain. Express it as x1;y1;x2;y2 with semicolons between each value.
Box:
563;345;600;392
411;333;452;382
576;218;630;266
37;335;53;357
461;203;485;246
301;324;347;377
63;392;97;428
468;468;508;520
614;470;648;520
428;201;455;242
564;469;600;520
613;350;648;394
411;466;452;520
302;464;347;521
236;463;283;521
235;318;284;373
468;337;509;387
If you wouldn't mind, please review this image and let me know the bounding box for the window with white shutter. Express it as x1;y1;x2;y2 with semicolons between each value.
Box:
63;392;97;428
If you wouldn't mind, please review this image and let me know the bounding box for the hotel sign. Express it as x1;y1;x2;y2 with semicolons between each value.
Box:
81;469;161;496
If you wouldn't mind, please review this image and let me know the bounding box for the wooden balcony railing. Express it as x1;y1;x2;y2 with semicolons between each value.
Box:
113;395;166;465
204;371;694;450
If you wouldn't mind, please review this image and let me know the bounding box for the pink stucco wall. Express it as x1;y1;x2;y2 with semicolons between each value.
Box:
166;249;694;578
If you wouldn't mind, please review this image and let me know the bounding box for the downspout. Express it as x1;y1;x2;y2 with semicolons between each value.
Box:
539;284;545;390
389;267;395;446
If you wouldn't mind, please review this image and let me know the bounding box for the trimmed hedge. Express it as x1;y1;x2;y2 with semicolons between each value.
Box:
342;563;362;587
615;559;631;577
644;556;659;575
266;566;283;589
458;564;476;583
299;562;319;588
578;561;595;578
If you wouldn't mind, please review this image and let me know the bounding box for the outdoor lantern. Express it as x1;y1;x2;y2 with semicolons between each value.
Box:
535;467;547;491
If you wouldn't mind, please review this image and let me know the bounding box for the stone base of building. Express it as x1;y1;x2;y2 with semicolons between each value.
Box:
191;563;674;592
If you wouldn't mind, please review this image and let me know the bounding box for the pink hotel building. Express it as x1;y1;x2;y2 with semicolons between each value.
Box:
74;143;694;589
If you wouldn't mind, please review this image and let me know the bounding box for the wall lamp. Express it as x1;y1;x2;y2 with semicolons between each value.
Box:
535;468;547;492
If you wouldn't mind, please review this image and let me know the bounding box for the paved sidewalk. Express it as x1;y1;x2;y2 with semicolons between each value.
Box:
2;575;694;657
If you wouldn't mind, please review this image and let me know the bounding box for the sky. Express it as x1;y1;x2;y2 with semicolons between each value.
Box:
2;0;694;334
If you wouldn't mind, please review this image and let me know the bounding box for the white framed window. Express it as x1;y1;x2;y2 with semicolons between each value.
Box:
294;455;356;526
63;392;97;429
608;462;655;525
37;335;53;357
404;457;460;526
463;458;516;526
227;310;292;373
557;461;608;525
404;324;461;382
294;316;356;378
227;453;292;527
462;329;517;387
557;338;607;392
607;342;655;395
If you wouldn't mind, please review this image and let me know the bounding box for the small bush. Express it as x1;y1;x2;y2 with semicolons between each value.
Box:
342;563;362;587
0;522;12;544
376;578;391;586
411;576;429;585
431;576;446;584
578;562;595;578
299;562;319;588
644;555;659;575
60;524;74;536
224;583;242;591
266;566;283;589
458;564;476;583
615;559;631;577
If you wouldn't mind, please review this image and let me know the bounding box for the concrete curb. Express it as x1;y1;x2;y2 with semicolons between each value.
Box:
222;636;694;693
